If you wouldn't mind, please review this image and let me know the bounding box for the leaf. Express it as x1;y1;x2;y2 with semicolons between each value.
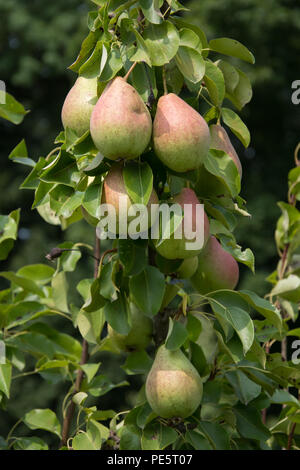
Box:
179;28;202;50
123;161;153;205
51;271;69;313
88;374;129;397
40;150;81;188
204;60;226;106
270;390;300;409
0;272;44;296
104;295;130;335
129;266;165;317
141;422;178;450
209;38;255;64
227;68;253;110
233;404;271;441
143;21;180;66
17;264;55;285
69;30;102;72
175;46;205;84
0;209;20;261
24;409;61;438
222;108;251;148
81;363;101;383
165;318;188;350
238;290;282;331
140;0;162;24
185;430;212;450
120;424;142;450
216;59;239;94
8;139;35;166
204;149;241;198
72;432;99;450
271;275;300;303
122;350;153;375
118;239;148;276
77;309;105;344
225;370;261;405
0;92;28;124
129;30;152;68
99;44;123;82
13;437;49;450
0;364;12;398
198;422;230;450
79;40;103;78
82;178;103;220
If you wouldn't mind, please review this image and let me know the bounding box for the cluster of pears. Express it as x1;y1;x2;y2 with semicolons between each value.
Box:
61;74;242;419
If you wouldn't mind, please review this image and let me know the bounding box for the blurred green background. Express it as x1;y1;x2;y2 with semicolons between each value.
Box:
0;0;299;446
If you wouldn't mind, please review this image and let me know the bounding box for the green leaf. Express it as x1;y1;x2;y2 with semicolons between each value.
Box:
129;30;152;68
204;60;226;106
141;422;178;450
0;364;12;398
0;92;28;124
130;63;158;102
122;350;153;375
82;178;103;220
123;161;153;206
0;271;44;296
185;429;212;450
129;266;165;317
238;290;282;331
225;370;261;405
198;422;230;450
204;149;241;198
209;38;255;64
99;44;123;82
40;150;81;188
82;277;106;312
0;209;20;261
69;30;102;72
8;139;35;166
118;239;148;276
143;21;180;66
77;309;105;344
51;271;69;313
17;264;55;285
216;59;239;94
222;108;251;148
104;295;130;335
13;437;49;450
165;318;188;350
24;409;61;438
175;46;205;84
88;374;129;397
79;40;103;78
120;424;142;450
270;390;300;409
271;275;300;303
227;68;253;110
179;28;202;50
81;363;101;383
72;432;99;450
233;404;271;441
140;0;162;24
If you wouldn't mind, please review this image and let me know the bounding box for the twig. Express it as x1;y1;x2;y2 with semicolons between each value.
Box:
60;234;100;448
124;62;138;82
162;66;168;96
287;422;296;450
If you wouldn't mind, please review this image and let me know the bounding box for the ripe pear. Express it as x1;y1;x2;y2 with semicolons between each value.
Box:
196;124;242;197
108;304;153;352
90;77;152;160
154;188;210;260
102;162;159;236
177;256;199;279
191;236;239;294
146;344;203;419
61;76;98;136
153;93;210;173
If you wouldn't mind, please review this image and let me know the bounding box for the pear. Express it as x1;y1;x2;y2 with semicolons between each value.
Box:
177;256;199;279
154;188;210;260
90;77;152;160
102;162;159;236
108;304;153;352
146;344;203;419
153;93;210;173
61;76;98;136
196;124;242;197
191;236;239;294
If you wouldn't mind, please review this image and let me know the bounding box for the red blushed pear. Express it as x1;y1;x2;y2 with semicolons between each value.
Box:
154;188;210;260
90;77;152;160
61;76;98;136
102;162;158;236
153;93;211;173
191;236;239;294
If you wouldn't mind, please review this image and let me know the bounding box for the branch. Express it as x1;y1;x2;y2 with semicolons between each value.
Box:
60;234;100;448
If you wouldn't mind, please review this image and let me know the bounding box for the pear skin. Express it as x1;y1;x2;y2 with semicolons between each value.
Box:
146;345;203;418
154;188;210;260
102;162;159;235
90;77;152;160
153;93;210;173
61;76;98;136
191;236;239;294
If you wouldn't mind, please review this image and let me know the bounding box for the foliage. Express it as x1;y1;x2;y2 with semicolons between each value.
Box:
0;0;299;451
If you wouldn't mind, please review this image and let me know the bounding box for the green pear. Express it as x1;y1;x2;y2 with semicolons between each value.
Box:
146;344;203;418
191;236;239;294
153;93;210;173
90;77;152;160
61;76;98;136
154;188;210;260
101;162;159;236
177;256;199;279
196;124;242;197
108;304;153;352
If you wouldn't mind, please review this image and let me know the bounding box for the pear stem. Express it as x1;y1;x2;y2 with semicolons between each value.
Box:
124;61;138;82
162;66;168;96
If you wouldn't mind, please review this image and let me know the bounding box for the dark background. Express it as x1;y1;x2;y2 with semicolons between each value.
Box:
0;0;299;446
